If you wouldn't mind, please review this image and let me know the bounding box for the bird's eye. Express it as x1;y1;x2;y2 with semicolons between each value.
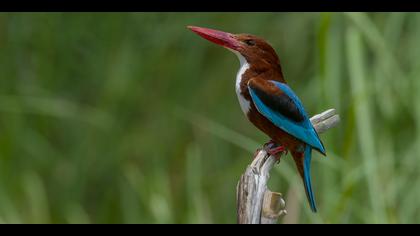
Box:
244;39;256;46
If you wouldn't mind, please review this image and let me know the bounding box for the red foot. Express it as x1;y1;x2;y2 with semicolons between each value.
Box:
267;145;288;163
261;140;289;163
268;145;288;156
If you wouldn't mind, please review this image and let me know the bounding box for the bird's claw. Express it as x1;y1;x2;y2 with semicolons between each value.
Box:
262;140;288;163
267;145;288;164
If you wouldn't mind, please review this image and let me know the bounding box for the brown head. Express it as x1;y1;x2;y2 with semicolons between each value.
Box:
188;26;281;72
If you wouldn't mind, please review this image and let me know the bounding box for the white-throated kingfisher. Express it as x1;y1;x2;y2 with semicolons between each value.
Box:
188;26;326;212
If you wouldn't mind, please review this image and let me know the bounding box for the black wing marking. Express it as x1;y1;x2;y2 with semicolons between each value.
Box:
248;82;305;123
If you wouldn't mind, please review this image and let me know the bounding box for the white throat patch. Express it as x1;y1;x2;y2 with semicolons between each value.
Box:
231;50;251;114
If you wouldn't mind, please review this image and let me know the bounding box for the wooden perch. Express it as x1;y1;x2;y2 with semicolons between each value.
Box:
236;108;340;224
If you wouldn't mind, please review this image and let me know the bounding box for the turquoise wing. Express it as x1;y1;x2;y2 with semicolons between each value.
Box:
248;79;325;154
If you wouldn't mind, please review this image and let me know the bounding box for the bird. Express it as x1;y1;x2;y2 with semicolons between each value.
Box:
188;26;326;212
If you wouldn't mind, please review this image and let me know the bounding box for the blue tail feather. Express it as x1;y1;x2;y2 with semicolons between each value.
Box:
303;145;317;212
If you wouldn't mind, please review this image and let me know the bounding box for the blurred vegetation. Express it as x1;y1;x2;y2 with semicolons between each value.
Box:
0;12;418;223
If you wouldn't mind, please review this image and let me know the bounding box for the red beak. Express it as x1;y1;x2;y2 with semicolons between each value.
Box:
188;26;240;51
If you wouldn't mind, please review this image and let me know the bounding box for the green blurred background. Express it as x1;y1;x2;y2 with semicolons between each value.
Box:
0;12;418;223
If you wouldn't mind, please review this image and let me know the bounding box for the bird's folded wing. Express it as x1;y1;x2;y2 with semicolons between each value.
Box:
248;78;325;154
